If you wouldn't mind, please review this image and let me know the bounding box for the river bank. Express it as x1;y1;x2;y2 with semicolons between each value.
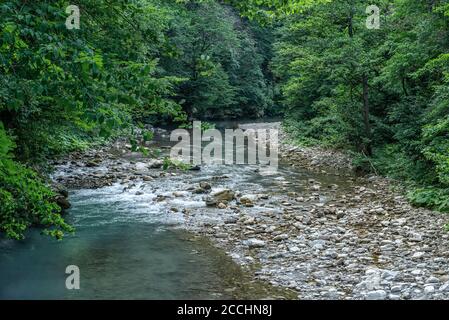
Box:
50;122;449;300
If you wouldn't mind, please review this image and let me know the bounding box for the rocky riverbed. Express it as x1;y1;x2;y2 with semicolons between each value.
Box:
51;123;449;300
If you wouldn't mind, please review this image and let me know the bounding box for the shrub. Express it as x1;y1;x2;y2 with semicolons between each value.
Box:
0;123;73;240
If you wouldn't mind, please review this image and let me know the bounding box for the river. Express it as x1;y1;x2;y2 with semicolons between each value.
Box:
0;120;354;300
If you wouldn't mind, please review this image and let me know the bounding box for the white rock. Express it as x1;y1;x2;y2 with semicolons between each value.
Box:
424;286;435;295
310;240;326;250
382;270;399;281
439;281;449;292
366;290;387;300
411;269;423;276
273;234;288;241
358;269;382;291
391;285;402;293
426;276;440;284
243;239;265;248
135;162;147;170
412;252;425;259
288;246;300;253
409;232;423;242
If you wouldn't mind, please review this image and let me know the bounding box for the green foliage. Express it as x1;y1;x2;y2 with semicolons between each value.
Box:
247;0;449;212
0;0;186;160
0;0;276;239
225;0;332;23
180;121;216;131
0;0;187;239
161;0;274;119
3;0;448;238
273;0;449;213
408;188;449;213
0;123;74;240
162;157;192;171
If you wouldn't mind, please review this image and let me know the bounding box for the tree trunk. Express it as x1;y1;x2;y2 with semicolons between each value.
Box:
362;75;372;156
348;1;354;38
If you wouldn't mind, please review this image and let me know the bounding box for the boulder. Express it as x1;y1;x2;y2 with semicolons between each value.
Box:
199;182;212;190
239;195;256;207
55;195;71;210
148;159;163;169
211;189;235;202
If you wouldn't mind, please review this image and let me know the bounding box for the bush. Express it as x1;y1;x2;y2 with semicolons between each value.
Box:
408;188;449;213
0;123;73;240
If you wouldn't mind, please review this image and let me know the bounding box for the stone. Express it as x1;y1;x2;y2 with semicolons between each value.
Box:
409;232;423;242
211;189;235;202
54;195;71;210
224;217;238;224
86;160;100;167
366;290;387;300
336;211;346;219
148;159;163;169
438;281;449;292
240;195;255;207
135;162;147;171
412;252;425;259
411;269;423;276
322;249;337;259
215;233;227;239
199;182;211;190
426;276;440;284
302;216;312;225
288;246;300;253
243;239;266;248
273;234;288;242
382;270;399;281
310;240;326;250
205;197;217;207
370;207;386;215
218;203;227;209
391;285;402;293
53;184;69;198
194;188;207;194
424;285;435;295
173;192;186;197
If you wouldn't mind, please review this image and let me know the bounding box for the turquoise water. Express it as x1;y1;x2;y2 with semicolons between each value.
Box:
0;186;257;300
0;120;347;300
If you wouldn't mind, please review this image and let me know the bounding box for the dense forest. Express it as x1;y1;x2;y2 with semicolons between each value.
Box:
0;0;448;239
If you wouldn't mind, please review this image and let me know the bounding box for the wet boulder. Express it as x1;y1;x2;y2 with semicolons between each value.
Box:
210;189;235;202
239;195;257;207
54;195;71;210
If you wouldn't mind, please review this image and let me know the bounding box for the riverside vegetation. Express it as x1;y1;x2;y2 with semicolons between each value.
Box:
1;0;449;245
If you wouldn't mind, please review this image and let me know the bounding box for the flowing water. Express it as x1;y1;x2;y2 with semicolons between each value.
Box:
0;120;355;300
0;183;294;300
